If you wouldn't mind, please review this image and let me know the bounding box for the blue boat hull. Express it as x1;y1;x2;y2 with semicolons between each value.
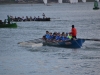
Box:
43;39;85;48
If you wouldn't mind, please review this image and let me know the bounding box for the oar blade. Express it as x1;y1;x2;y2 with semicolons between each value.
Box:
82;38;100;41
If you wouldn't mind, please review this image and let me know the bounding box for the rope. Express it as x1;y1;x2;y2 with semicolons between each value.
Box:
74;39;82;48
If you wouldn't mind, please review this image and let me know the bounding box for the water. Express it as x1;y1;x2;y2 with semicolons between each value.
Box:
0;2;100;75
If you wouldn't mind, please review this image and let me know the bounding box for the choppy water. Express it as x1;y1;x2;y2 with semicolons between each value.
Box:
0;2;100;75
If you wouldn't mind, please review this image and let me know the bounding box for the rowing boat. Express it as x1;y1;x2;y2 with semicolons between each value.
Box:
18;38;85;48
11;18;50;22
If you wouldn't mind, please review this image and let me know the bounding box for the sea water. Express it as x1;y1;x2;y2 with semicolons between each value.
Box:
0;2;100;75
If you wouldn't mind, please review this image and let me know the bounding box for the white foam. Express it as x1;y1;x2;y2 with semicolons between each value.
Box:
32;43;43;47
18;41;43;48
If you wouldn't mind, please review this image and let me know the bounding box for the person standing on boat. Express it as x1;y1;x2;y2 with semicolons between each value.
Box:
42;13;46;18
7;15;10;24
69;25;77;39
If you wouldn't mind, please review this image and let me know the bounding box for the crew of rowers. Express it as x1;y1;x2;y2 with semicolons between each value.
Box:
9;13;48;21
43;25;77;42
42;31;72;42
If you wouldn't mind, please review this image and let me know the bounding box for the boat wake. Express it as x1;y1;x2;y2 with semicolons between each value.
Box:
18;38;43;48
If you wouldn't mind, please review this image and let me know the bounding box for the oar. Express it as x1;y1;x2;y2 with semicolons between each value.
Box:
18;38;43;44
81;38;100;41
51;18;60;19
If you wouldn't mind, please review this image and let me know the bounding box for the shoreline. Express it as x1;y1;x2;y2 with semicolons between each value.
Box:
0;2;43;5
0;1;96;5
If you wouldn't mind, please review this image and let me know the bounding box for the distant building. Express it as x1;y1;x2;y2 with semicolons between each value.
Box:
0;0;99;3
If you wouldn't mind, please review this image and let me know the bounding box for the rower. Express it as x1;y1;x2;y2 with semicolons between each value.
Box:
4;19;6;24
67;33;72;39
42;31;50;40
30;16;32;21
0;20;3;24
33;16;36;21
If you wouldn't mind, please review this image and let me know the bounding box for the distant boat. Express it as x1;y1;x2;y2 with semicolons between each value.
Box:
0;23;17;28
11;17;50;22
